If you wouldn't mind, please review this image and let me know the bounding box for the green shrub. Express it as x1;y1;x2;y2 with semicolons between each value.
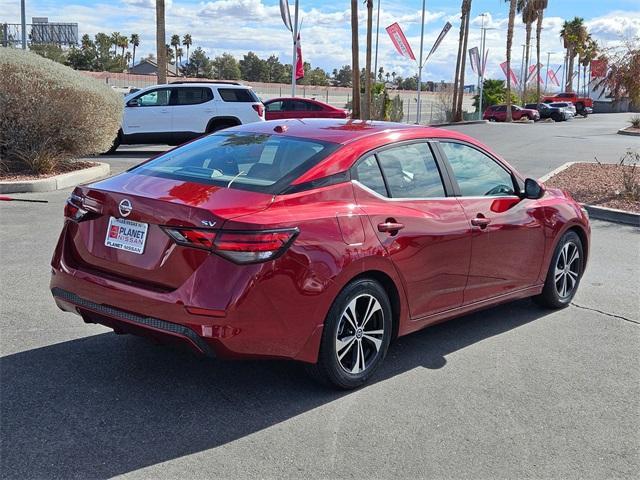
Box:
0;48;122;174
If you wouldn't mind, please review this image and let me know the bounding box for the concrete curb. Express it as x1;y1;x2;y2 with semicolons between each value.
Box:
0;162;110;194
539;162;640;227
538;162;576;182
429;120;488;127
617;128;640;136
581;204;640;227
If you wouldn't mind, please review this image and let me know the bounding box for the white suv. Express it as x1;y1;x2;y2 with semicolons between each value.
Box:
108;81;265;152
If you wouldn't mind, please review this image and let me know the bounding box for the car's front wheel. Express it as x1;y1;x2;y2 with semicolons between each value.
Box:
534;230;584;309
306;278;392;389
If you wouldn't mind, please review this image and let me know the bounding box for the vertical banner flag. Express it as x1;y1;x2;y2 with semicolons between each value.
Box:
426;22;452;62
500;61;519;85
590;59;607;79
547;67;560;87
280;0;293;31
386;22;416;61
469;47;480;74
295;33;304;79
527;63;544;84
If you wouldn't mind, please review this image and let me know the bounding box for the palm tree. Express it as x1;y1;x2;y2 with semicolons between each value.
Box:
130;33;140;67
171;34;180;68
454;1;472;122
519;0;538;104
533;0;548;107
560;17;587;92
182;34;192;67
505;0;518;121
364;0;374;120
156;0;167;84
110;32;120;55
118;35;128;63
177;47;184;70
166;44;174;64
385;71;390;82
124;51;132;69
350;0;361;119
391;71;396;82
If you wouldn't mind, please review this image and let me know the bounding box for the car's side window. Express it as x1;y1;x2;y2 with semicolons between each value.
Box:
439;142;516;197
355;156;388;197
266;101;284;112
174;87;213;105
376;143;445;198
135;88;171;107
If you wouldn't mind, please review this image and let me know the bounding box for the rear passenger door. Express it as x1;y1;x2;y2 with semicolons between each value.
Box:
170;87;215;135
352;141;472;320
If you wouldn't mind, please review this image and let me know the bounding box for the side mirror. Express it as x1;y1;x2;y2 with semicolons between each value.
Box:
523;178;544;199
126;99;139;107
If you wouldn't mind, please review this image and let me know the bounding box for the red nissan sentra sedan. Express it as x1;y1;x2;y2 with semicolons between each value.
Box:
264;97;349;121
51;119;590;389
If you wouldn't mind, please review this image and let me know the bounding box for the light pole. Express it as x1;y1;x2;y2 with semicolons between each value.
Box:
416;0;426;124
373;0;381;83
519;44;526;99
21;0;26;49
290;0;299;97
476;13;488;120
544;51;553;92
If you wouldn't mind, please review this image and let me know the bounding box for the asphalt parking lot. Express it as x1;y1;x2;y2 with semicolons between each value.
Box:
1;114;639;479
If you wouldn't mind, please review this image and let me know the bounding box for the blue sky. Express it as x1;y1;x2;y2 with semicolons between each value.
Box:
2;1;639;82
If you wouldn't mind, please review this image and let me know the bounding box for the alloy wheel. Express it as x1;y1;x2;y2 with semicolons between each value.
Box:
554;241;581;298
335;294;385;374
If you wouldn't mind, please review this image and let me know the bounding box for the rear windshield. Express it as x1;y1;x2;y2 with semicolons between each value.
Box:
132;132;339;193
218;88;260;102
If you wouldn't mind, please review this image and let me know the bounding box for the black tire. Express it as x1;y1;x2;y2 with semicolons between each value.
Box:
305;278;393;389
551;112;562;122
102;135;120;155
489;117;497;122
534;230;584;309
206;120;238;134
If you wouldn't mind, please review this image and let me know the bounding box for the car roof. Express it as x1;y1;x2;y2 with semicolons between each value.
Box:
265;97;337;108
225;118;474;145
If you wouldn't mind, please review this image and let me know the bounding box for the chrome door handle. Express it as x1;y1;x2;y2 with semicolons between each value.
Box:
471;217;491;228
377;221;405;233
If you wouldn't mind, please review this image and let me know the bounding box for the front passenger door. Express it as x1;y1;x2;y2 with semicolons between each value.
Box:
123;88;173;135
438;141;545;304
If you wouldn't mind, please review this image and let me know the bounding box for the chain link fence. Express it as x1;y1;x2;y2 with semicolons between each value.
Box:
80;71;476;125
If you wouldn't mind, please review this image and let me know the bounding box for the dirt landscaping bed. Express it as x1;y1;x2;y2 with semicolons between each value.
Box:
544;162;640;213
0;161;98;182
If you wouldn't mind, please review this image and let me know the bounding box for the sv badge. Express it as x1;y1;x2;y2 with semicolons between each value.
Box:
201;220;216;227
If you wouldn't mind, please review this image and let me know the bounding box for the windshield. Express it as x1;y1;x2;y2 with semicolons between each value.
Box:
131;132;339;193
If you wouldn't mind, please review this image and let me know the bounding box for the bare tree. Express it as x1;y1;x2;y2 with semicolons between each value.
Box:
351;0;361;119
156;0;167;84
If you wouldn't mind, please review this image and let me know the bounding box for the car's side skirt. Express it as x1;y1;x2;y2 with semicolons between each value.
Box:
400;284;544;336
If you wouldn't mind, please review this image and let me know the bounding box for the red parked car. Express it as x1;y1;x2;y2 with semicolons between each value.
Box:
51;119;590;389
264;97;348;121
483;104;540;122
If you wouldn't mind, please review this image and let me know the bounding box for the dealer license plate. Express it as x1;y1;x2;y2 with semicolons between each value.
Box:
104;217;148;255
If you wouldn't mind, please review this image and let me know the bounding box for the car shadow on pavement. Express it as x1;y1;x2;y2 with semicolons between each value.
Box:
1;299;551;479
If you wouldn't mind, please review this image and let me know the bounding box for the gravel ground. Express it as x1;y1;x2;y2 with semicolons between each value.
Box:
545;162;640;212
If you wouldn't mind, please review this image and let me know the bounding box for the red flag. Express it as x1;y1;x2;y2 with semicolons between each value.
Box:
590;59;607;79
527;63;544;84
295;33;304;80
500;61;519;86
547;68;560;87
386;22;416;61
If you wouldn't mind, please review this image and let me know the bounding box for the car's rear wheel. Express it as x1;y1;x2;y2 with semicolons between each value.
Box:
551;112;563;122
305;278;392;389
534;230;584;309
101;135;120;155
489;117;497;122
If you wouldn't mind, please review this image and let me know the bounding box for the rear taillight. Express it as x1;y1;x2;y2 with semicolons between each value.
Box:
64;194;88;222
162;227;298;264
252;104;264;117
